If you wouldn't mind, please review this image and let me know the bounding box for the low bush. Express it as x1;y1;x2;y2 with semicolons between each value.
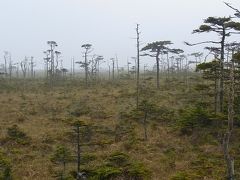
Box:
0;150;12;179
177;106;212;135
7;125;30;145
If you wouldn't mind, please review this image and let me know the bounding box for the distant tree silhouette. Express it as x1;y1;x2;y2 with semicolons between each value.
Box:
141;41;173;89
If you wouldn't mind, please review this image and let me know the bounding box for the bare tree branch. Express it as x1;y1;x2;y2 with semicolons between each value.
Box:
184;41;221;46
224;2;240;13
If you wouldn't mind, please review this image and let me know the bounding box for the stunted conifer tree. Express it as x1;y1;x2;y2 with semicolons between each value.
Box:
185;16;240;112
82;44;92;87
141;41;173;89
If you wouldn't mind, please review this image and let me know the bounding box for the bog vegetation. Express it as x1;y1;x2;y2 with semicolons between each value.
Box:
0;2;240;180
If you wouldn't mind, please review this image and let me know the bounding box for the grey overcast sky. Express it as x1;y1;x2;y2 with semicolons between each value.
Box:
0;0;240;69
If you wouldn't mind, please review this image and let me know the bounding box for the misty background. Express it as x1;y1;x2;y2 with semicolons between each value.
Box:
0;0;239;70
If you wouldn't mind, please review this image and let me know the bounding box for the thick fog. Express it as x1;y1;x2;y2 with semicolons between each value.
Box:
0;0;239;69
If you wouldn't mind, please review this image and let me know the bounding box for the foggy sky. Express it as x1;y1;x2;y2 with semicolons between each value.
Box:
0;0;240;69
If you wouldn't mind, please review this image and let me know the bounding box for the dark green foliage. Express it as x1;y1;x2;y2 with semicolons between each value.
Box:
88;152;151;180
138;100;155;114
92;166;122;180
153;105;175;122
141;41;172;52
81;125;93;142
71;120;86;127
196;62;216;71
7;125;30;145
170;172;192;180
193;25;212;33
193;16;240;36
233;52;240;62
53;172;74;180
89;105;108;119
51;145;73;180
0;150;12;180
69;100;90;117
114;119;137;148
177;106;212;135
107;152;130;167
234;96;240;126
194;84;209;91
51;145;73;167
121;101;174;123
7;125;26;139
204;17;231;25
196;60;220;80
126;162;151;180
81;154;96;165
225;21;240;30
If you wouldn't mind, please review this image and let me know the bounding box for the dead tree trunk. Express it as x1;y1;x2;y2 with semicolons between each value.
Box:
156;50;160;89
143;111;148;141
111;58;115;81
136;24;140;109
223;57;235;180
77;125;81;179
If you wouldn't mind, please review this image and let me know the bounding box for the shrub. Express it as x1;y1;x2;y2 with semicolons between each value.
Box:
93;166;122;180
0;150;12;179
88;152;151;180
126;162;151;180
81;153;96;165
170;172;191;180
51;145;72;165
7;125;26;139
89;106;108;119
69;100;90;117
7;125;30;145
51;145;73;180
177;106;212;135
107;152;130;167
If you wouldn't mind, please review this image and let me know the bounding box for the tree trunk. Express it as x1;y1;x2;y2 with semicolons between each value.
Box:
84;52;88;87
156;50;160;89
219;27;226;112
223;58;234;180
143;111;148;141
136;24;140;109
77;126;81;179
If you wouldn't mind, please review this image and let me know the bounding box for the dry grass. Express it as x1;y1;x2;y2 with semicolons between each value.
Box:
0;77;236;179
